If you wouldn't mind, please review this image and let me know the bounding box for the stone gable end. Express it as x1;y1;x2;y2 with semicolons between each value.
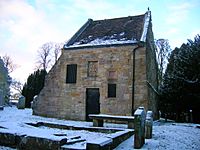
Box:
33;11;158;120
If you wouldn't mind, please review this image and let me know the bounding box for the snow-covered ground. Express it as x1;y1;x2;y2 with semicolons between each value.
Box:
116;121;200;150
0;106;200;150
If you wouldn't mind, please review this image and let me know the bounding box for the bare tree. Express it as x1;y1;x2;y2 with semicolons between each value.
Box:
53;43;62;63
155;39;172;86
2;54;18;73
36;42;53;71
35;42;63;71
10;79;23;94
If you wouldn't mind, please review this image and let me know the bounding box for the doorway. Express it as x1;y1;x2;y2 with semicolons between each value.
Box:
86;88;100;121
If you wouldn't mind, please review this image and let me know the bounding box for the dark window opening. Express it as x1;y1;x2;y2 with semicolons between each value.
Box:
66;64;77;83
108;83;116;98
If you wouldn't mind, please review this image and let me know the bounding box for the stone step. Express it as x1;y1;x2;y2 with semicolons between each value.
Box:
86;137;112;150
61;141;86;150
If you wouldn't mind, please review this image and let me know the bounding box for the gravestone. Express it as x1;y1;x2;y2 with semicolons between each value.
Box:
189;110;193;123
0;90;4;110
145;111;153;139
134;107;146;149
17;96;25;109
31;95;38;110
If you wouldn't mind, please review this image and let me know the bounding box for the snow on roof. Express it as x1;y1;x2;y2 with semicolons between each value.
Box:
65;37;138;48
140;10;151;42
64;13;147;49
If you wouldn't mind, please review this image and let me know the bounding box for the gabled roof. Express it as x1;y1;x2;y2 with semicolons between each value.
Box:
64;11;151;49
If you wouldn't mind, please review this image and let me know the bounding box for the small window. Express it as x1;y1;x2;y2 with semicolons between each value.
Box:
108;83;116;98
88;61;98;77
66;64;77;83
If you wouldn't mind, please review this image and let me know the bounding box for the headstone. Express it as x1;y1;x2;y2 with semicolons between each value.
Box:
189;110;193;123
17;96;25;109
31;95;38;110
145;111;153;139
0;90;4;110
134;107;146;149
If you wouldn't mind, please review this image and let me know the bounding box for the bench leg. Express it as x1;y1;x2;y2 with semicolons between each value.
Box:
93;119;103;127
128;121;134;129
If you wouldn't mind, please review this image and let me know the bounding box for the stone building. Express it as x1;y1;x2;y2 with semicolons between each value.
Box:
0;57;9;107
33;10;158;120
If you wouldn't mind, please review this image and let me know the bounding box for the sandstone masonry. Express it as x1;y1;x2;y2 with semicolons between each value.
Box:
33;10;158;120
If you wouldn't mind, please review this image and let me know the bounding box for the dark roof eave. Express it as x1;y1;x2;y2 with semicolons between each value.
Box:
64;42;139;50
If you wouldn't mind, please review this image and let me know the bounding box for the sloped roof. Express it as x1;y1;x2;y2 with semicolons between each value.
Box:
64;11;151;49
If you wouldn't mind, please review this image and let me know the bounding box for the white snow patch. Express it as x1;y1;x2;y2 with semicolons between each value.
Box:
65;38;137;48
115;121;200;150
89;114;134;119
1;107;200;150
119;32;125;36
0;146;16;150
0;106;129;149
88;137;112;146
0;107;114;142
140;11;151;42
134;109;144;115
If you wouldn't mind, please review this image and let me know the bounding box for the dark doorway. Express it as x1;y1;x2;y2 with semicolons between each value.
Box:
86;88;100;121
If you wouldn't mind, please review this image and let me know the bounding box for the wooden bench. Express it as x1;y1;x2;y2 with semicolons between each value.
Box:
89;114;135;129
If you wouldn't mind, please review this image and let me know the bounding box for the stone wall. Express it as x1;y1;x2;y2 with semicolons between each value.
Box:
134;46;148;110
145;19;159;119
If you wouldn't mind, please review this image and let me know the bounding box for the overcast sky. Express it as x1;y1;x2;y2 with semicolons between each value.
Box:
0;0;200;83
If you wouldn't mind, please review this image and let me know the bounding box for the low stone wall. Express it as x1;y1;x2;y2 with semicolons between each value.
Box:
19;136;67;150
0;122;134;150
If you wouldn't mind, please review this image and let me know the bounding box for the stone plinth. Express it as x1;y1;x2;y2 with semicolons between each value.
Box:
145;111;153;139
134;107;146;149
0;90;3;109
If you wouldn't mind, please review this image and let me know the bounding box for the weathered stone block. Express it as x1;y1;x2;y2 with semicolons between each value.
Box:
17;96;25;109
127;121;134;129
145;111;153;139
0;132;16;147
31;95;38;109
86;137;112;150
0;90;3;107
134;107;146;149
18;136;67;150
93;119;104;127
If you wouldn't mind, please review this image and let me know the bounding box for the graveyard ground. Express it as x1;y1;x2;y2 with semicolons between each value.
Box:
0;106;200;150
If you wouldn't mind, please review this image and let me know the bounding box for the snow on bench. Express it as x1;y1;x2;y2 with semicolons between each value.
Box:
89;114;135;129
